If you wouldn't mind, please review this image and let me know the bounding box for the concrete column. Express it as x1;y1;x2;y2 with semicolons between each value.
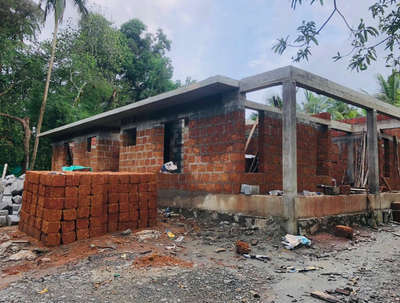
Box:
367;109;379;194
282;81;297;234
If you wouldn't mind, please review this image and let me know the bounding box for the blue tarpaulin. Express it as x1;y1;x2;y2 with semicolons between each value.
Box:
62;166;92;172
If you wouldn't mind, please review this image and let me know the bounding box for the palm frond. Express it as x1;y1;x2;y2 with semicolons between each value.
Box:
72;0;88;16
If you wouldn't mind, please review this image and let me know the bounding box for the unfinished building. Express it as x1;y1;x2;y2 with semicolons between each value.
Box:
40;66;400;233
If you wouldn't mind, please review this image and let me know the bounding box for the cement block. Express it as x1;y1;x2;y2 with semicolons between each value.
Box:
12;195;22;204
9;215;19;225
0;215;7;226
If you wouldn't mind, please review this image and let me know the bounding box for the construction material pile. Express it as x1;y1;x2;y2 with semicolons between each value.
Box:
0;174;25;226
19;171;157;246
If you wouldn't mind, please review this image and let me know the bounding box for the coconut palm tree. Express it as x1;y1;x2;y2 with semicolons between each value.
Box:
376;71;400;106
302;90;360;120
30;0;88;169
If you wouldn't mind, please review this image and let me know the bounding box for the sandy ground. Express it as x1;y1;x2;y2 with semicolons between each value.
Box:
0;213;399;303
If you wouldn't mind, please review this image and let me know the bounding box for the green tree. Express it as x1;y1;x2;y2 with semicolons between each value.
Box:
273;0;400;71
31;0;88;170
267;95;283;109
376;71;400;106
120;19;178;103
302;90;361;120
0;0;43;171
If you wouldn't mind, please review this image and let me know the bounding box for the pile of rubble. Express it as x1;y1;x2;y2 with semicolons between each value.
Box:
0;174;24;227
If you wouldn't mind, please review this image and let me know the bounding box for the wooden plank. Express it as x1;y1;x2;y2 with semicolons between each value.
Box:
382;177;392;192
291;66;400;120
244;118;258;153
310;291;340;303
245;100;353;133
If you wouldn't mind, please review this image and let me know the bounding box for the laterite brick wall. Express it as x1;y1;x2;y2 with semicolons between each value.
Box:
119;127;164;173
157;110;245;193
51;133;120;171
19;171;157;246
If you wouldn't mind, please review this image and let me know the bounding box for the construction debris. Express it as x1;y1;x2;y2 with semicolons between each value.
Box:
135;230;161;241
242;254;270;262
310;291;340;302
282;234;311;250
235;240;251;255
335;287;352;296
334;225;354;239
8;250;37;261
240;184;260;195
0;174;24;227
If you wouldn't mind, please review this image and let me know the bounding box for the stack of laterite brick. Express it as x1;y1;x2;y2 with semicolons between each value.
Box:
19;171;157;246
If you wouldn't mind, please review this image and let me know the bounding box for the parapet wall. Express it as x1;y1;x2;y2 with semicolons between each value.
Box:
19;171;157;246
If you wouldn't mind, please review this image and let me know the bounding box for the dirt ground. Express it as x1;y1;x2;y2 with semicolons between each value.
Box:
0;211;400;303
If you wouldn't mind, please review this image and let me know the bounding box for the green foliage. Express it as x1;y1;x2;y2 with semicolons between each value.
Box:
274;0;400;71
0;7;183;170
120;19;179;103
40;0;88;24
301;90;361;120
376;71;400;106
267;95;283;109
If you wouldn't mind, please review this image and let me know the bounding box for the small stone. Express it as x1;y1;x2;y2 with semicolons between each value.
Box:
251;239;258;246
9;250;36;261
250;290;260;298
121;229;132;236
215;248;226;253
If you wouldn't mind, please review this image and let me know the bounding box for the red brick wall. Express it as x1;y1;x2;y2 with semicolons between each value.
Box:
158;110;332;194
158;111;245;193
249;114;333;192
329;135;349;185
51;144;66;171
329;132;400;190
51;134;119;171
50;110;400;195
119;127;164;173
19;171;157;246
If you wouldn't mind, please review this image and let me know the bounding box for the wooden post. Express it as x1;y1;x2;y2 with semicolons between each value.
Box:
282;81;297;234
367;109;379;194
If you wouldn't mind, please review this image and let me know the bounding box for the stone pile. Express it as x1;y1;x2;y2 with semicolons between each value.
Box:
0;174;24;226
19;171;157;246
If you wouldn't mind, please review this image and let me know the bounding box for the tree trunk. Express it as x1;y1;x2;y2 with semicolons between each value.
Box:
0;113;31;172
30;20;59;170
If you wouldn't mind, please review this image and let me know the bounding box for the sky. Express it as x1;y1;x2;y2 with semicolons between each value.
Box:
38;0;391;103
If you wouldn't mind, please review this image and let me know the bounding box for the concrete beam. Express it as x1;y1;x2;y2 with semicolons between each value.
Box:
291;66;400;120
245;100;353;132
367;109;379;194
282;81;298;234
352;118;400;132
39;75;239;139
240;66;291;93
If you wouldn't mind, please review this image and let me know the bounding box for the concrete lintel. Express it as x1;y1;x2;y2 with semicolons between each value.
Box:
282;81;297;234
245;100;353;132
367;109;379;194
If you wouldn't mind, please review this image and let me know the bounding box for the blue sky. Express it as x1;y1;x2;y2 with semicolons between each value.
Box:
39;0;390;102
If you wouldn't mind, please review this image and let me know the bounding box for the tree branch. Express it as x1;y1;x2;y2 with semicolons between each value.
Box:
0;112;25;125
0;83;16;98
